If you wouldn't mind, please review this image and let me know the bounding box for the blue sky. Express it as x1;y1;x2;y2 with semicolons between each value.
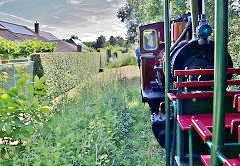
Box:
0;0;127;41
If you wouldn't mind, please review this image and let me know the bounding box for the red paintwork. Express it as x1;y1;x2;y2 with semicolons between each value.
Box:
238;96;240;112
201;155;211;166
174;91;240;100
224;159;240;166
139;22;165;55
175;91;213;100
238;126;240;141
174;68;240;76
175;80;240;88
234;95;240;112
141;56;156;90
230;119;240;135
174;81;214;88
191;118;212;142
227;91;240;98
177;113;240;131
167;92;177;101
201;155;240;166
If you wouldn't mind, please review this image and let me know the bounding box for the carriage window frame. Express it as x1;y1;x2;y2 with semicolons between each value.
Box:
142;29;159;51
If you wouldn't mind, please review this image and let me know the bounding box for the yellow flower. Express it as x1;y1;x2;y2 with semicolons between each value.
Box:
1;93;10;101
2;72;9;79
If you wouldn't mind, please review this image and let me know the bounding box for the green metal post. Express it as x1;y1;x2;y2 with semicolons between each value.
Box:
188;127;193;166
190;0;200;39
176;98;184;162
164;0;171;165
211;0;228;165
171;101;177;165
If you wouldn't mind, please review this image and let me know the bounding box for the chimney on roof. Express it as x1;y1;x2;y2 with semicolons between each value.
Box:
34;21;39;34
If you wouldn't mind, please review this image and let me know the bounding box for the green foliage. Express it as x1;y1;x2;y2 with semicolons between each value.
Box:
0;38;56;59
12;67;164;165
0;62;34;91
0;68;50;160
95;35;106;49
117;0;164;43
31;52;108;98
171;0;189;17
107;54;137;68
84;36;126;50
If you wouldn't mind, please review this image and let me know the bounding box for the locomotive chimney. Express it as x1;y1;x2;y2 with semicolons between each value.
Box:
34;21;39;34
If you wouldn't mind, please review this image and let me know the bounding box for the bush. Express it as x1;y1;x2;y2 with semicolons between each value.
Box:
31;52;107;98
0;68;50;160
0;38;56;59
0;61;34;91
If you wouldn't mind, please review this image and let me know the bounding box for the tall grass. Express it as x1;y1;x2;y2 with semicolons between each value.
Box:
10;67;165;165
107;54;137;68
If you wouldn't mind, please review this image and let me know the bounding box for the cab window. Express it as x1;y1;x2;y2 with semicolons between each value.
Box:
143;29;158;51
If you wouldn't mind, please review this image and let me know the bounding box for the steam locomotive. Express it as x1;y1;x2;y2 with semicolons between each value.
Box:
137;0;240;165
138;10;232;147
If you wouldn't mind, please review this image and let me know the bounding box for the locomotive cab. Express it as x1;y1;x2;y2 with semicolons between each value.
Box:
138;22;165;106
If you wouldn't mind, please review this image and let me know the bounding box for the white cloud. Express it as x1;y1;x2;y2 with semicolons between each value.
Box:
0;0;15;6
66;0;83;5
0;0;127;41
0;12;32;23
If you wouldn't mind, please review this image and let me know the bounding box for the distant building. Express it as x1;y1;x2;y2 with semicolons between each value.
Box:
65;36;88;52
0;20;88;52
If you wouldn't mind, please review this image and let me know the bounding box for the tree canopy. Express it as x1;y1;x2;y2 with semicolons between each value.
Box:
117;0;240;48
116;0;190;43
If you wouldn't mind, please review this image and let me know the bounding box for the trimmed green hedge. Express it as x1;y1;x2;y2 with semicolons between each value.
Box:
31;52;107;98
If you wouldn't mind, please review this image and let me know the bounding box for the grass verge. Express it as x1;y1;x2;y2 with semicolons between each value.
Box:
9;67;165;165
107;54;137;68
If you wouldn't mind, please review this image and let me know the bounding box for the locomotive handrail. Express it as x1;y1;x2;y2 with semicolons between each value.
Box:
191;118;212;142
174;68;240;77
169;91;240;100
177;113;240;131
174;80;240;88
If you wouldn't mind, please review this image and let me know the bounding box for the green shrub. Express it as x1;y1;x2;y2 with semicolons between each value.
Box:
0;38;56;59
31;52;107;98
0;62;34;91
0;68;50;160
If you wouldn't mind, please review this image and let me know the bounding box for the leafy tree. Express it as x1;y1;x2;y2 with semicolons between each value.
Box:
109;36;117;46
171;0;189;18
117;0;164;43
83;41;96;48
95;35;106;49
115;36;126;47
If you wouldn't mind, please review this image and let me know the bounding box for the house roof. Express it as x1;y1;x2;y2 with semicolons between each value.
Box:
53;40;77;52
0;29;19;41
39;31;60;41
0;20;45;41
0;20;88;52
